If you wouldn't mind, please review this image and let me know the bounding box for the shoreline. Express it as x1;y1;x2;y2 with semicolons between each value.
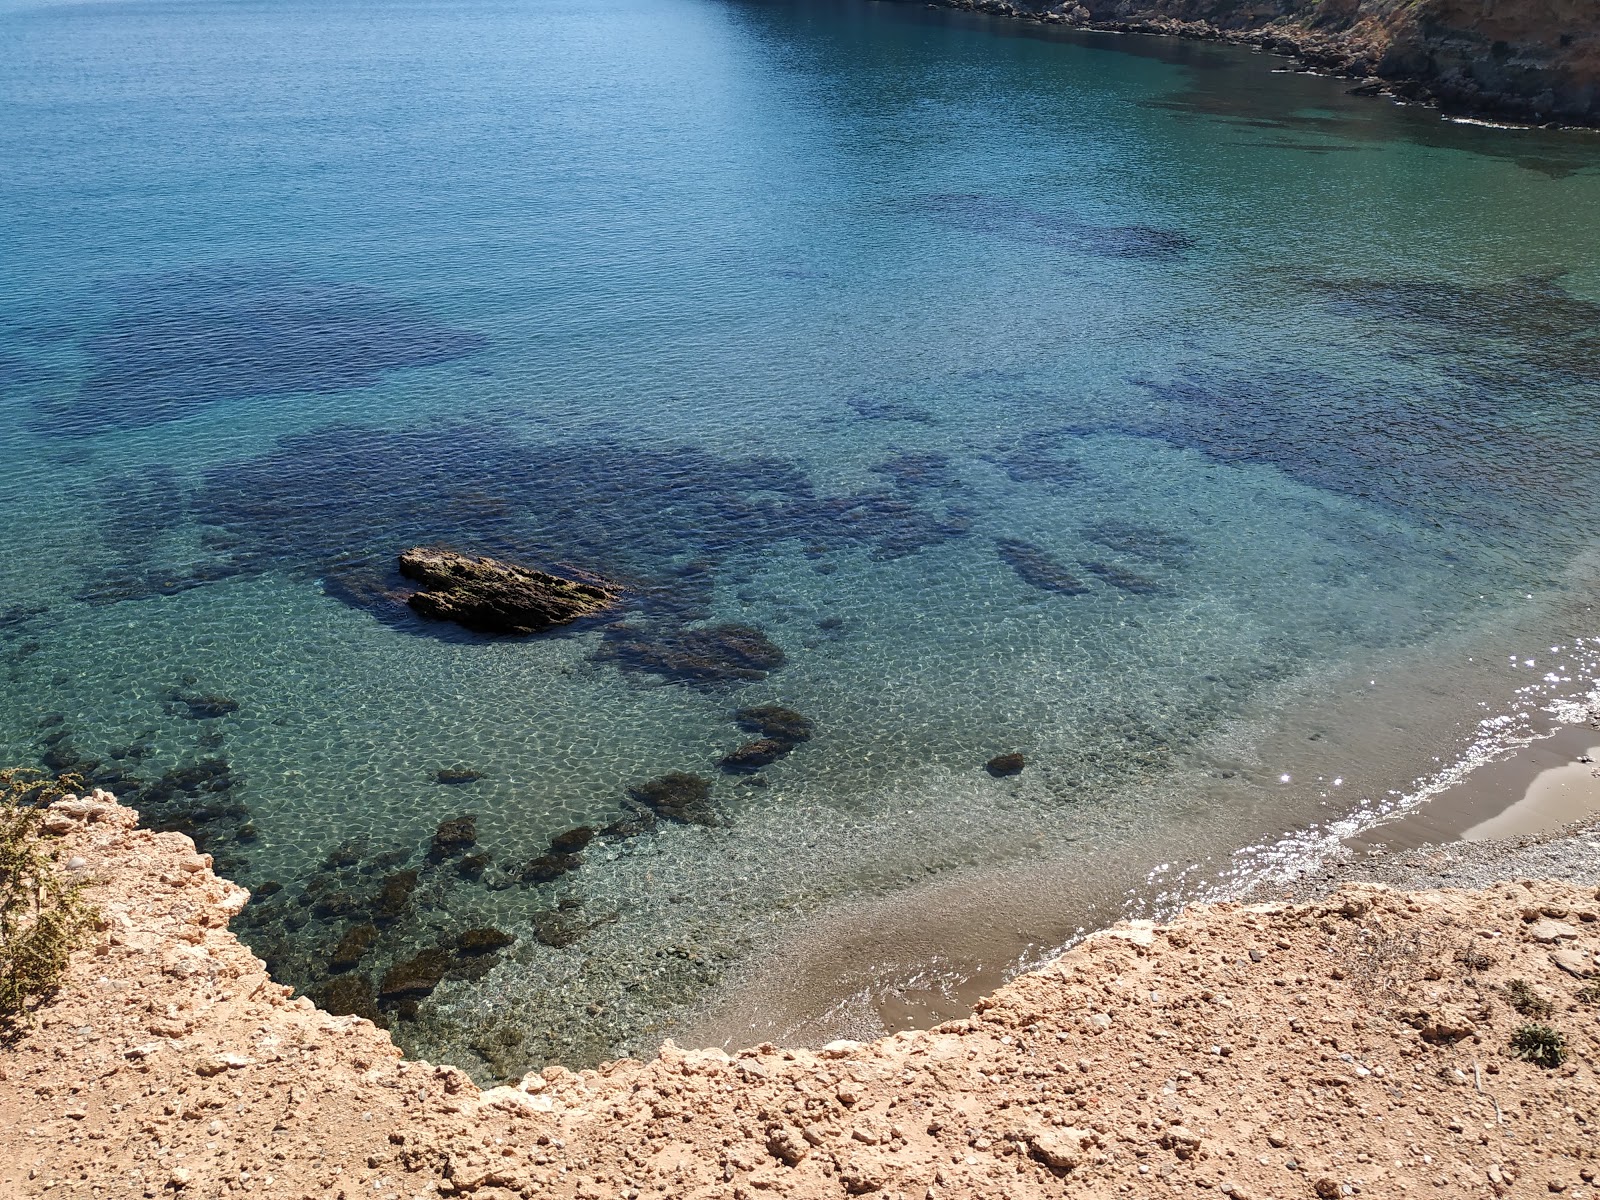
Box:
675;664;1600;1054
912;0;1600;130
4;787;1596;1197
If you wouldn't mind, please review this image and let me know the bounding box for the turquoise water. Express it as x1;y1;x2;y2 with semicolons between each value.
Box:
5;0;1600;1074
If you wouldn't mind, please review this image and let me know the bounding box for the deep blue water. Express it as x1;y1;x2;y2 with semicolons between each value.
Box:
4;0;1600;1073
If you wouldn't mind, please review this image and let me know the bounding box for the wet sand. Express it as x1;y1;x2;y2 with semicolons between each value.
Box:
677;684;1600;1054
1344;718;1600;853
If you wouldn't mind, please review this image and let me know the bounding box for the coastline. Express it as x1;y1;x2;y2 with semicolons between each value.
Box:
912;0;1600;130
674;646;1600;1054
4;787;1597;1197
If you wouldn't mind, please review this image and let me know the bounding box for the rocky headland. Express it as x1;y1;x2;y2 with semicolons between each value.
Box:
921;0;1600;126
2;790;1599;1198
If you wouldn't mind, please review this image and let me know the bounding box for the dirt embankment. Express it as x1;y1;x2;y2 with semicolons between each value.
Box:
2;790;1598;1199
926;0;1600;126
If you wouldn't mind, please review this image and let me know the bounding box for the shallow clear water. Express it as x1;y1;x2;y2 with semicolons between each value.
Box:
4;0;1600;1076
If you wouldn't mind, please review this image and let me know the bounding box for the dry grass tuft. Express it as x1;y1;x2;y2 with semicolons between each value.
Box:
0;769;97;1028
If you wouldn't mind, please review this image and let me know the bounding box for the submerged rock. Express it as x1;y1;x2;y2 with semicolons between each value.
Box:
397;546;618;636
379;948;451;1000
520;853;581;885
455;928;514;956
165;687;240;720
548;826;595;854
986;752;1026;778
373;870;418;922
594;622;786;685
719;738;791;773
732;704;814;746
316;974;381;1024
330;923;378;972
428;816;477;861
1080;559;1172;596
626;772;716;825
995;537;1090;596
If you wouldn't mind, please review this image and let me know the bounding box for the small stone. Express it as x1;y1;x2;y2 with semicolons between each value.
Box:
1551;948;1592;977
1530;919;1578;943
1028;1127;1096;1170
195;1052;252;1076
766;1126;809;1166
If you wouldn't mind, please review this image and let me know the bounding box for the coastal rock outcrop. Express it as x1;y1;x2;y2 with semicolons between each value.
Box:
8;789;1600;1199
396;546;617;636
924;0;1600;125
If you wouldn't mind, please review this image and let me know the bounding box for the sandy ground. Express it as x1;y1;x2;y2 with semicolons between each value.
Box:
2;790;1598;1199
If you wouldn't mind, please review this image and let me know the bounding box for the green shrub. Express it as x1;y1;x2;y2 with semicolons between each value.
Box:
1501;978;1555;1019
1509;1023;1567;1069
0;769;97;1027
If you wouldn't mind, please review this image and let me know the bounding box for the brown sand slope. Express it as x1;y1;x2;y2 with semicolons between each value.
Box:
1;791;1597;1199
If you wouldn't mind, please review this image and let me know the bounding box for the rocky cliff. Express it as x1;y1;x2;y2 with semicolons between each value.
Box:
2;789;1598;1197
932;0;1600;125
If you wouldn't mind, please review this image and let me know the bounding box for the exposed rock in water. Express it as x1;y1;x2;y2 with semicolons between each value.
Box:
329;923;378;972
397;546;618;636
428;816;477;861
627;772;716;825
732;704;814;746
432;766;483;786
593;622;786;685
986;753;1026;778
719;738;791;773
994;537;1090;595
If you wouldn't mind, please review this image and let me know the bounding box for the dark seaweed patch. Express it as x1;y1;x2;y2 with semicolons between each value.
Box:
911;194;1194;261
983;440;1082;493
594;622;786;686
1080;519;1194;567
870;451;959;493
38;266;486;436
1104;363;1595;538
1309;272;1600;392
847;394;935;424
1080;559;1173;596
994;537;1090;595
88;419;973;684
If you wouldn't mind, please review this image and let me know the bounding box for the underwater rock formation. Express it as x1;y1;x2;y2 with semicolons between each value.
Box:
993;537;1091;596
594;622;786;685
733;704;815;746
719;739;791;773
626;772;717;826
428;816;477;861
397;547;618;636
986;752;1026;777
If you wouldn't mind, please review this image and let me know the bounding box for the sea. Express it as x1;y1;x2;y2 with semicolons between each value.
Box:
4;0;1600;1077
